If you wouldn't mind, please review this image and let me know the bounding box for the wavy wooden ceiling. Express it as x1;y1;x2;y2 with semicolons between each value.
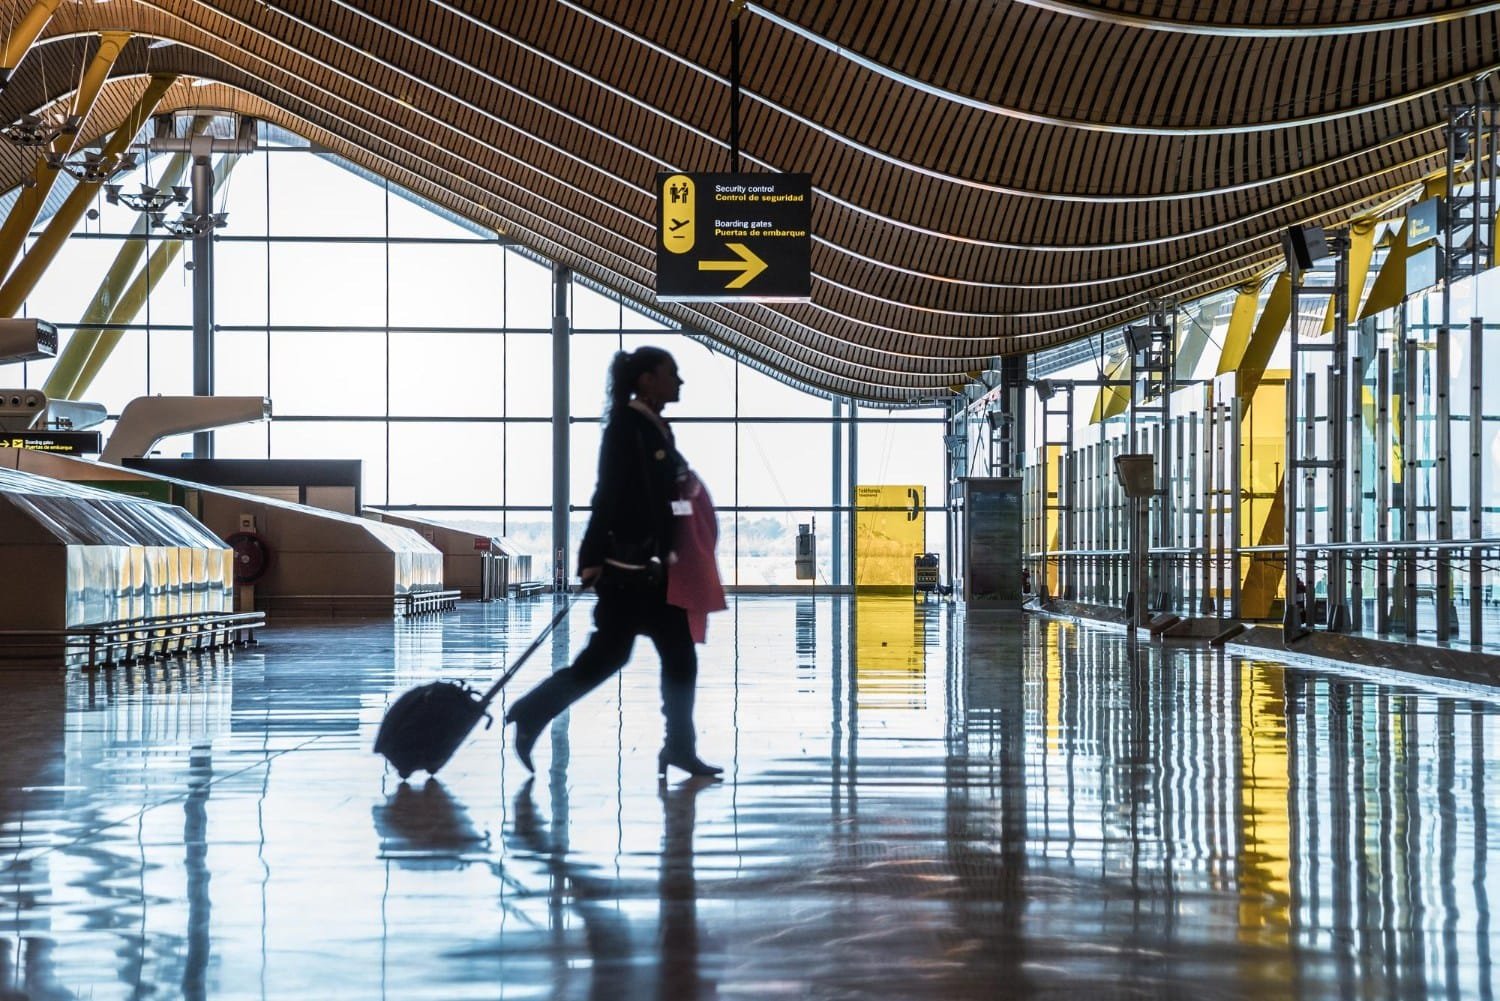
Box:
0;0;1494;402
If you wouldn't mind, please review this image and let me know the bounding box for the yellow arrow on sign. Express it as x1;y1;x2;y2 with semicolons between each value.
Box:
697;242;767;289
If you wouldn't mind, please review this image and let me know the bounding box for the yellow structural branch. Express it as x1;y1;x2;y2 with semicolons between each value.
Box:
1318;218;1376;335
68;151;241;400
1216;283;1264;377
1088;352;1130;424
0;0;64;79
1233;273;1292;404
0;73;175;319
1360;221;1410;321
0;31;130;283
45;119;210;400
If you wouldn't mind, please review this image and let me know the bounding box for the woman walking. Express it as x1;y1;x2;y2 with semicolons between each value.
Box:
505;347;724;779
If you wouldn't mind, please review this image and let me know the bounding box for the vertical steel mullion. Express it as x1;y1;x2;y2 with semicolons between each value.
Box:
550;264;570;590
1304;370;1318;626
1471;318;1484;648
1285;270;1303;634
1377;346;1392;634
1188;412;1201;615
1402;328;1419;639
832;398;842;588
1175;414;1184;612
1150;421;1162;612
1329;232;1350;630
1438;231;1455;643
1350;320;1366;633
1206;394;1220;617
1065;389;1076;600
1230;396;1243;620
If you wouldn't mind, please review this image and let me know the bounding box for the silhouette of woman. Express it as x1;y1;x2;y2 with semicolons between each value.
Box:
505;347;722;779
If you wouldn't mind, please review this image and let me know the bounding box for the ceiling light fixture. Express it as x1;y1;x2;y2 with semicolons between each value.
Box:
105;181;189;214
0;111;79;147
45;147;137;183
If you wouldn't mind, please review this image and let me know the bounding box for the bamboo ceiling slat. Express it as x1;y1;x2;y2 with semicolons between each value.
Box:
0;0;1489;401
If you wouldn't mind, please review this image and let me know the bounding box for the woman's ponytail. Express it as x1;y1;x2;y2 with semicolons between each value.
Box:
606;350;634;409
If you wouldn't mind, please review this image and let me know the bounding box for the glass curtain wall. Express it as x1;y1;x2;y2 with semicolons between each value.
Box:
978;206;1500;648
9;121;947;586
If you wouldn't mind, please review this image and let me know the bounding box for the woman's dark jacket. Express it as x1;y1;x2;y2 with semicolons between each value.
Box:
578;404;683;571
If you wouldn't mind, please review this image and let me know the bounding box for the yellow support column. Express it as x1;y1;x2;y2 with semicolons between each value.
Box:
1088;353;1130;424
1215;284;1262;376
1319;219;1376;335
1233;273;1292;405
0;0;65;87
1359;222;1411;321
69;240;185;398
0;73;175;318
0;31;131;283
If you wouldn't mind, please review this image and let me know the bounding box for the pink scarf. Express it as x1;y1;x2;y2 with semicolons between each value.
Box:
667;474;727;643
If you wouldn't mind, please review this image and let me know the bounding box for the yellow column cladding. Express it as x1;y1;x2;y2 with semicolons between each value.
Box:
1318;218;1376;334
0;73;176;318
70;151;239;399
0;32;130;283
1234;273;1292;404
0;0;65;71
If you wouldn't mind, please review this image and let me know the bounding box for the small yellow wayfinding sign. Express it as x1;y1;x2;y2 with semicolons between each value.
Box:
656;171;811;301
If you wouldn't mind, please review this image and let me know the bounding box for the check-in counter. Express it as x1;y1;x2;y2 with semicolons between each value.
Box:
0;467;233;656
362;511;534;600
2;451;443;618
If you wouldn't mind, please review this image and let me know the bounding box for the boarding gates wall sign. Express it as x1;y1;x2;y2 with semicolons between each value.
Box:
655;172;811;301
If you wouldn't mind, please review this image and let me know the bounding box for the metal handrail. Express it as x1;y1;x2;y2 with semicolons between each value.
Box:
1032;540;1500;558
1240;539;1500;554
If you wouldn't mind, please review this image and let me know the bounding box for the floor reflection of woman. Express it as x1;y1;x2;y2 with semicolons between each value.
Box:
509;776;718;1001
505;347;723;779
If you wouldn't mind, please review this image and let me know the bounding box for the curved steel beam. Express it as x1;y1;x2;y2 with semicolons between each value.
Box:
1012;0;1500;37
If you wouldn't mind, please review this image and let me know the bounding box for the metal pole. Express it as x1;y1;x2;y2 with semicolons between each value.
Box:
1303;371;1317;625
1350;316;1368;633
551;264;570;590
1377;346;1391;634
831;397;842;588
1402;326;1419;639
1230;395;1243;620
1438;241;1454;642
1064;386;1076;600
1284;263;1303;637
1128;494;1142;652
848;399;858;588
1205;390;1219;617
1472;317;1485;647
191;153;214;459
1328;232;1351;631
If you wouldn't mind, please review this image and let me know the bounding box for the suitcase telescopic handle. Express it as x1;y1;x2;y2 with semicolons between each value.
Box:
478;593;580;708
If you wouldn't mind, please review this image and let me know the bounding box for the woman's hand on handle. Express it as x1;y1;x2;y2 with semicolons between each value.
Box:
579;566;602;588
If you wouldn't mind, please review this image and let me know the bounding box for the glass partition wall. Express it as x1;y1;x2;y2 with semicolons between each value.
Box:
970;206;1500;651
8;120;948;587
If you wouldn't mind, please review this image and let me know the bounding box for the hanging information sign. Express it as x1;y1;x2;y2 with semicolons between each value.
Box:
656;172;811;301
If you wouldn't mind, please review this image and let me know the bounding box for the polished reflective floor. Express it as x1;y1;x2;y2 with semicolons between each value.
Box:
3;596;1500;999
